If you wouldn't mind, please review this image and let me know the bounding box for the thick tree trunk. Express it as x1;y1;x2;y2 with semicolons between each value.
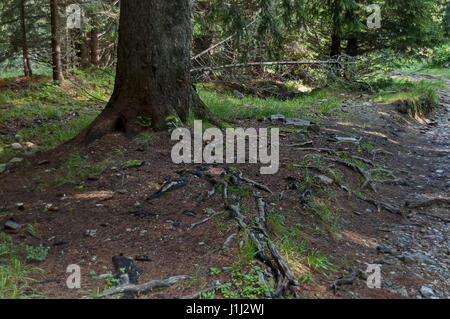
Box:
78;0;192;144
346;36;358;57
50;0;64;82
19;0;32;77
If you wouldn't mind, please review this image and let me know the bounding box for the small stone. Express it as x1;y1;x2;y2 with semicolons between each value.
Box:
269;114;286;122
4;219;22;230
420;286;434;298
24;142;37;150
117;189;129;194
285;118;311;127
16;203;25;210
9;157;24;164
85;229;97;238
233;90;245;99
10;143;23;150
317;174;334;185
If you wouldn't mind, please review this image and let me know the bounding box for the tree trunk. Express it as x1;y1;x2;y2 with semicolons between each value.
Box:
330;33;341;57
77;0;192;144
89;13;99;66
80;32;90;69
346;36;358;57
19;0;32;77
74;29;90;69
50;0;64;82
329;0;341;57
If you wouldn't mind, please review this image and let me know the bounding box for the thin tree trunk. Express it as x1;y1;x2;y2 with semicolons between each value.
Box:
19;0;32;77
74;29;90;69
76;0;192;144
50;0;64;82
330;0;341;57
89;13;99;66
80;32;90;69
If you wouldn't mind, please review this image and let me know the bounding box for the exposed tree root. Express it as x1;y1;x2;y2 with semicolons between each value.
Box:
100;275;192;297
178;283;222;299
337;183;404;217
228;197;298;297
405;198;450;209
188;210;224;231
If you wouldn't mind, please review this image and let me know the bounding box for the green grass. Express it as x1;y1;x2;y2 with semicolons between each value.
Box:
53;152;114;187
0;233;42;298
374;78;444;118
197;86;344;122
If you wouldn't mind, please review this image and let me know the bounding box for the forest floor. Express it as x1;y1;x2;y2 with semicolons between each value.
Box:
0;71;449;299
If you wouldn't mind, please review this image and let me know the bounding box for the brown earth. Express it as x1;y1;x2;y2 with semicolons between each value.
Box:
0;76;448;299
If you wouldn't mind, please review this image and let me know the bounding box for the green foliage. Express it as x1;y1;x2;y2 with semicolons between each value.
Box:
53;153;113;186
214;264;274;299
0;233;41;298
25;245;48;262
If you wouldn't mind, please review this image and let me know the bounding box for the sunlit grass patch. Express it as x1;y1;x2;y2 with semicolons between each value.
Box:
198;86;344;122
0;233;42;299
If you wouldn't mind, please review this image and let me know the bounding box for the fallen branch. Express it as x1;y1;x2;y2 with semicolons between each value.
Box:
191;60;344;74
100;275;192;297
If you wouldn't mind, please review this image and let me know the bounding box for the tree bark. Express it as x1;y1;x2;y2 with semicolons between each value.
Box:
77;0;192;144
329;0;341;57
89;13;99;66
346;36;358;57
19;0;32;77
50;0;64;82
74;29;90;69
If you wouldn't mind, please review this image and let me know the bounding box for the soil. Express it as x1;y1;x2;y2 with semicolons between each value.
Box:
0;75;448;299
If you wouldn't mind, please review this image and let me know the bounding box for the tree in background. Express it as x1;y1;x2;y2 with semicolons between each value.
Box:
19;0;32;76
50;0;63;82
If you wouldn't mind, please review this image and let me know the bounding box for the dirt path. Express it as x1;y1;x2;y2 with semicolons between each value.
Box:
329;75;449;299
0;74;448;299
369;77;450;298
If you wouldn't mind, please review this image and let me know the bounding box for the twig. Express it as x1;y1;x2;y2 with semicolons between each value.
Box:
188;211;223;231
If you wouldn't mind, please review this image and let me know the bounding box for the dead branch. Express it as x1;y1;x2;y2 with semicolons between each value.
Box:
191;61;343;74
100;275;192;297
